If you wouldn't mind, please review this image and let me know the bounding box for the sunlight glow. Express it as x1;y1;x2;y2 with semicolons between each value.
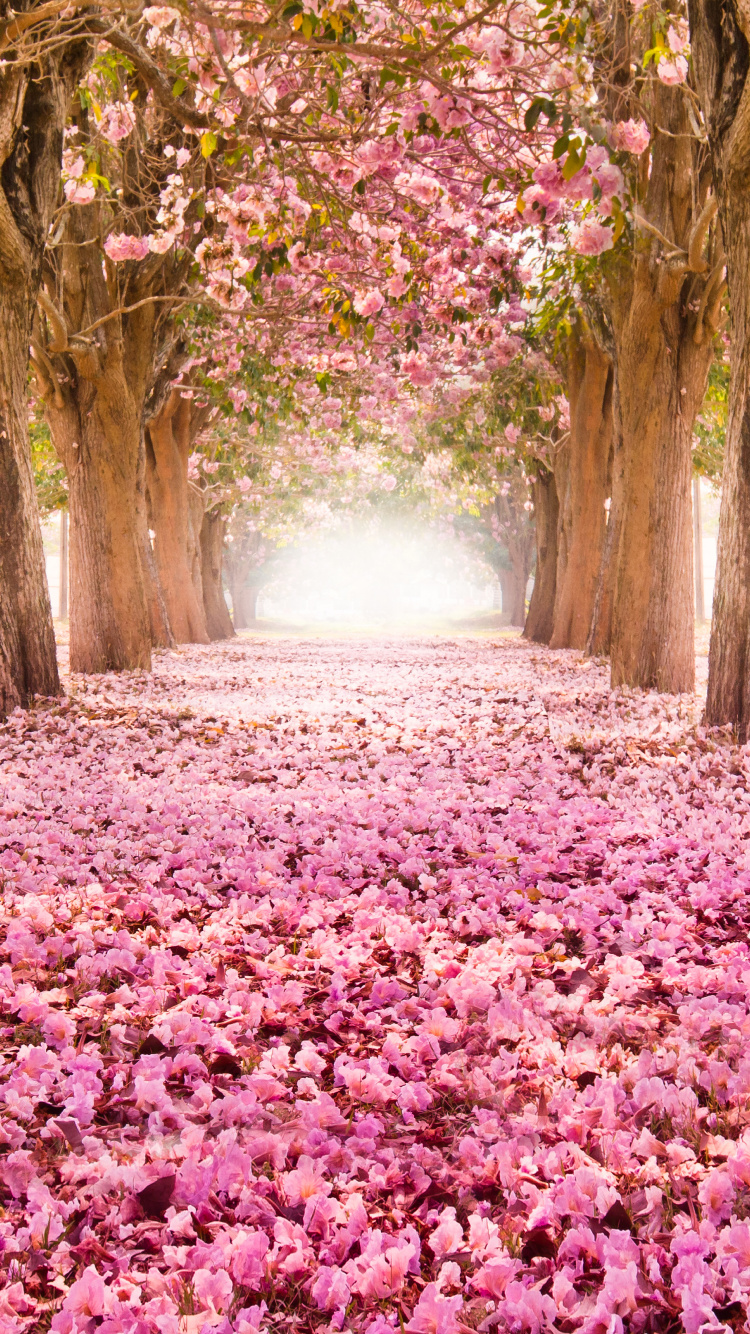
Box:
256;525;499;627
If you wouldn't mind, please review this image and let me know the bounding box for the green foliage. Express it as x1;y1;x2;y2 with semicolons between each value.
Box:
693;350;728;486
31;420;67;515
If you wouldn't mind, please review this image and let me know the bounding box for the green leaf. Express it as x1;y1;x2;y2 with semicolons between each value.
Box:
200;131;218;158
524;99;544;132
172;78;187;97
562;145;586;180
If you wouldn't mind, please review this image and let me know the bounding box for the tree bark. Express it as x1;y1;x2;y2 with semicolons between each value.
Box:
586;417;623;658
550;323;613;650
201;509;235;640
146;391;209;644
497;568;524;627
601;82;719;692
524;469;559;644
0;31;89;709
689;0;750;731
48;369;153;674
608;286;712;692
0;292;59;709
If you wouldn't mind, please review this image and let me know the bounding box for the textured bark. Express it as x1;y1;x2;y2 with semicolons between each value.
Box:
0;292;59;709
524;469;559;644
146;392;209;644
39;198;191;670
602;81;718;692
550;324;613;650
0;27;89;708
689;0;750;731
201;510;235;641
47;370;152;674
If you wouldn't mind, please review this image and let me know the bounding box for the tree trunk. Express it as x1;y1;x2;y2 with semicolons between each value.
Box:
693;477;705;621
598;76;721;692
60;509;68;620
146;391;209;644
497;568;524;626
229;575;259;630
201;510;235;640
608;287;711;692
0;294;59;709
50;379;153;675
550;324;613;650
0;35;90;709
586;415;623;658
524;469;559;643
689;0;750;731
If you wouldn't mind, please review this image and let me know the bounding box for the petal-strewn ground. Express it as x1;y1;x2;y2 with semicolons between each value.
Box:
0;635;747;1334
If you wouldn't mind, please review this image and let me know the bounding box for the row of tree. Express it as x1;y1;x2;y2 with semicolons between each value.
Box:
8;0;750;739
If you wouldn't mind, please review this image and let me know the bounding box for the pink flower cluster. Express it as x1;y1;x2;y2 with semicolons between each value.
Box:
103;233;151;263
0;635;749;1334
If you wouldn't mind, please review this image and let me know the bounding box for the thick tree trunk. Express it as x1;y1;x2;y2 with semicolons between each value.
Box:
689;0;750;731
0;37;89;709
0;296;59;709
609;293;711;693
51;382;153;675
146;392;209;644
201;510;235;640
523;469;559;644
599;79;720;692
550;325;613;650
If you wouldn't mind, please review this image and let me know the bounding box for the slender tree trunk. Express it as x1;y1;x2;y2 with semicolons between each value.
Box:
146;392;209;643
201;509;235;640
693;477;705;621
60;510;68;620
498;568;525;626
689;0;750;731
137;431;173;651
586;417;622;658
550;325;613;650
524;469;559;644
702;204;750;728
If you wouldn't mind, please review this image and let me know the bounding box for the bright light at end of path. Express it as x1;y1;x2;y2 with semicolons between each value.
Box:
257;526;499;628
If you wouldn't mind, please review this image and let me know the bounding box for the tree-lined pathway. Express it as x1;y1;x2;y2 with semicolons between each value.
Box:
1;635;748;1332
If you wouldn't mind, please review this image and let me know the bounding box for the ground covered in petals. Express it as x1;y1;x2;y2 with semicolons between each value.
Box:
1;635;748;1334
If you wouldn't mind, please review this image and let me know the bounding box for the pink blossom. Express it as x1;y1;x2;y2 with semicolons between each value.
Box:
611;119;651;154
698;1168;735;1224
405;1283;463;1333
64;180;96;204
104;233;151;262
571;218;614;256
428;1208;464;1258
62;1267;109;1317
658;54;689;84
353;288;385;318
311;1264;351;1311
193;1267;233;1314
